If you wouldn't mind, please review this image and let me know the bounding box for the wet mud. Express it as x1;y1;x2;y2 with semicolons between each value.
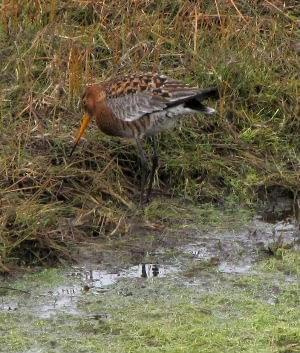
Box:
1;198;299;320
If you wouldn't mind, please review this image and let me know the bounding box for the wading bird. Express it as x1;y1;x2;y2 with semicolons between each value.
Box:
70;73;219;203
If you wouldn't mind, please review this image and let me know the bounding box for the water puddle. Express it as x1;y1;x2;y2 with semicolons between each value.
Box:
1;205;299;319
218;263;253;274
36;286;80;318
5;263;177;318
0;298;19;311
181;216;299;278
74;262;176;289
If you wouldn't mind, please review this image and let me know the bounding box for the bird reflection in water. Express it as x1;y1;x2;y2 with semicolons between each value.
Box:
140;264;159;278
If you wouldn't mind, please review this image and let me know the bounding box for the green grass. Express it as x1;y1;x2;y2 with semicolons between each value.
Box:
144;197;253;230
0;1;299;269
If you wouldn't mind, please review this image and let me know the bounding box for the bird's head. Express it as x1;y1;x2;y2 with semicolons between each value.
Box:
69;85;105;157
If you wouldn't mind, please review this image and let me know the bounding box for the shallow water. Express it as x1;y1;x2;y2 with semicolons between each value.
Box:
1;210;298;320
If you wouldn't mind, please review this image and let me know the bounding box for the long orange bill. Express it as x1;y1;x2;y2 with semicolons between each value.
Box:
69;114;91;157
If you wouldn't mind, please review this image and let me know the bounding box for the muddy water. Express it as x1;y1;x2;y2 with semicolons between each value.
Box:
183;217;299;274
1;209;298;320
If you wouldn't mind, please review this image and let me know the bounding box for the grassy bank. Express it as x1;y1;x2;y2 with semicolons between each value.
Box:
0;1;299;270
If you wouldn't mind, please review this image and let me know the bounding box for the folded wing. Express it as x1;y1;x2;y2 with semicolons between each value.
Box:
105;74;218;122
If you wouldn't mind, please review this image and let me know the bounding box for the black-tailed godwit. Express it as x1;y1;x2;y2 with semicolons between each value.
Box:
70;73;219;203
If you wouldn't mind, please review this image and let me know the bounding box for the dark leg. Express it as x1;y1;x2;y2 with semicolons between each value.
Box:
135;138;150;204
146;136;159;202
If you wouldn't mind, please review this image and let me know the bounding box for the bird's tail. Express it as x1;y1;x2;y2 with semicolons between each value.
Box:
184;87;219;115
195;87;219;101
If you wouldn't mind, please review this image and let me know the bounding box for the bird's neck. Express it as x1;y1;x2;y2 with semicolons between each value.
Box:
94;102;122;137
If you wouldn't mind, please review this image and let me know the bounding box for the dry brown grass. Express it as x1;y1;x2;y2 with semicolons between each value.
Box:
0;0;299;272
